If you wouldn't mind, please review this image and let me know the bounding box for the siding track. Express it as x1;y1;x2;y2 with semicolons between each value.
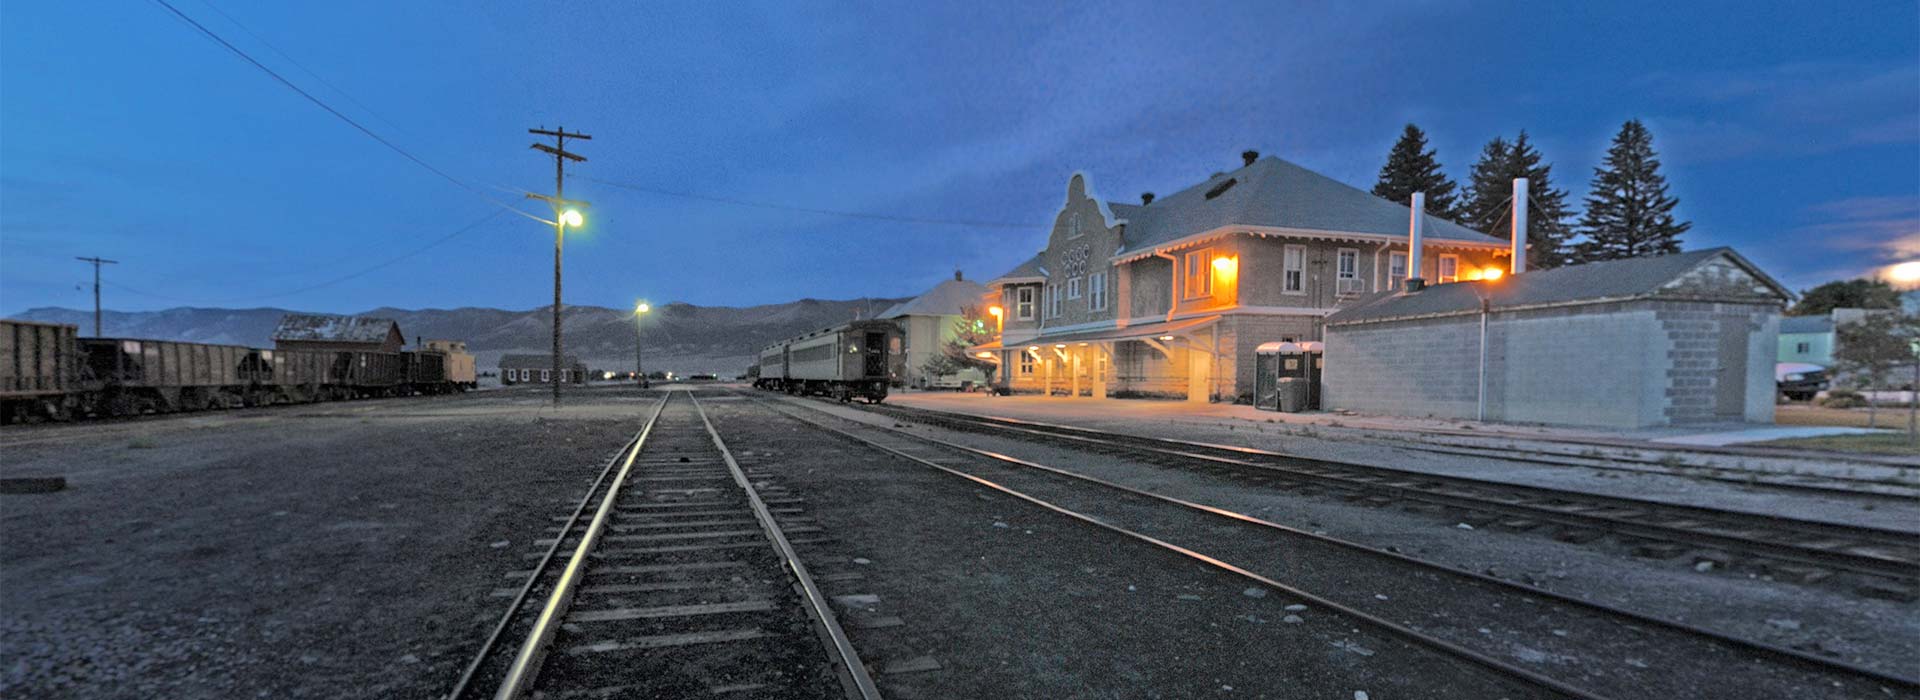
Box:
755;393;1918;699
447;391;878;700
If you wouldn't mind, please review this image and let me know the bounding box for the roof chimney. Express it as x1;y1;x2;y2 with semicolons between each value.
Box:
1242;150;1260;167
954;269;964;281
1407;191;1426;291
1510;177;1529;275
1141;192;1155;205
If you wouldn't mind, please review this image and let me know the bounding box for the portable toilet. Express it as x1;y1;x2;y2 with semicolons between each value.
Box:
1256;341;1324;411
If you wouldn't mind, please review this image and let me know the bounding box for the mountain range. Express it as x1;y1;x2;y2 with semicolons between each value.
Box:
8;297;907;376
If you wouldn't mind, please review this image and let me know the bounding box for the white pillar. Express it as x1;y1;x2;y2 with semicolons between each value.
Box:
1409;192;1425;283
1070;351;1081;398
1511;178;1528;275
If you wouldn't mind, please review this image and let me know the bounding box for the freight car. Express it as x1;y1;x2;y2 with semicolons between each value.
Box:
752;319;901;403
0;319;475;423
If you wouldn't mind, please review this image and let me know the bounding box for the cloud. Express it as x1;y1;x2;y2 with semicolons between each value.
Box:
1636;62;1919;164
1790;195;1920;285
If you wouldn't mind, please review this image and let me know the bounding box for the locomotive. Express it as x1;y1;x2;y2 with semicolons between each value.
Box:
753;319;901;403
0;319;476;423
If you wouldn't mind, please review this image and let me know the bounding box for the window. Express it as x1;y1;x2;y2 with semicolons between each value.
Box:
1089;271;1108;311
1438;254;1460;283
1018;351;1035;377
1183;249;1214;299
1388;252;1408;290
1282;245;1305;293
1049;284;1063;317
1796;342;1810;354
1336;248;1361;295
1067;277;1082;300
541;369;551;382
1014;287;1036;320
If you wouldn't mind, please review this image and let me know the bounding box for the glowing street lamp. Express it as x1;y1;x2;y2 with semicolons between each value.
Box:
561;209;585;228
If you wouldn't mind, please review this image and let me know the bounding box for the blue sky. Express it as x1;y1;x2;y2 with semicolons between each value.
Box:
3;1;1915;314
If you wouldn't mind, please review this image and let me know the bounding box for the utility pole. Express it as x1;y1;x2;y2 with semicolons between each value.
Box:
527;126;591;407
75;257;119;336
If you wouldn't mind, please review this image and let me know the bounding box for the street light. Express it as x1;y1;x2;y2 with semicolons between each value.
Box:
562;209;584;228
634;301;651;389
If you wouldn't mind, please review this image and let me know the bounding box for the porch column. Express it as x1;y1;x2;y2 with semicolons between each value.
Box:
1043;357;1054;397
1070;350;1081;398
1092;342;1109;399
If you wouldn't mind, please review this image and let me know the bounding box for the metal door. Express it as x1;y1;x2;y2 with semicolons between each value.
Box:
864;332;886;377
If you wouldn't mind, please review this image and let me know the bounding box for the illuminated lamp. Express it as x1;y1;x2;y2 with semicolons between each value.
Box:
1481;267;1503;281
1158;335;1175;341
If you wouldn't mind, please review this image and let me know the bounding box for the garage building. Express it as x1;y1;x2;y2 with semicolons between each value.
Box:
1322;248;1790;428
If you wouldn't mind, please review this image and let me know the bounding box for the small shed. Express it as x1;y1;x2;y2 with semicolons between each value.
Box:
499;354;588;385
1322;248;1791;428
272;314;404;353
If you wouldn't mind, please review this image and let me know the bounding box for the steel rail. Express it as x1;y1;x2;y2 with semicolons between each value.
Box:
873;405;1920;581
490;394;670;699
754;396;1606;700
689;392;883;700
769;396;1920;691
446;393;667;700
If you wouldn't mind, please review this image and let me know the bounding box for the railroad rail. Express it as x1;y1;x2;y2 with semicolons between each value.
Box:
756;393;1919;699
447;390;878;700
860;402;1920;592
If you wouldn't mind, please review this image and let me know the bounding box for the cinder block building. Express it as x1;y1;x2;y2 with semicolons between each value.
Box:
1322;248;1791;428
975;154;1510;402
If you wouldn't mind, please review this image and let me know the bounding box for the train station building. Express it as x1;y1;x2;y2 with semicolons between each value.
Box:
973;153;1510;403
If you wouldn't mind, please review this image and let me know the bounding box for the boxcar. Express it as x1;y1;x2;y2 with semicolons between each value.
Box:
1;320;80;421
761;320;900;403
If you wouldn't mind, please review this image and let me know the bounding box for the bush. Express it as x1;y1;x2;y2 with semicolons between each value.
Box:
1819;389;1867;408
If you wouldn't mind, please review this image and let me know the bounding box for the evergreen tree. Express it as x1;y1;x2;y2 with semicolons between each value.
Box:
1789;278;1902;316
1372;124;1460;219
1458;131;1575;269
1572;119;1689;262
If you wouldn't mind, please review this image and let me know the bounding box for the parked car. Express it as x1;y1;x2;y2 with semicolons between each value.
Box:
1775;362;1829;401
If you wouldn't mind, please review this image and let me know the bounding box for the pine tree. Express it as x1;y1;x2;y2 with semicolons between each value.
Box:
1573;119;1689;262
1459;131;1575;269
1372;124;1460;219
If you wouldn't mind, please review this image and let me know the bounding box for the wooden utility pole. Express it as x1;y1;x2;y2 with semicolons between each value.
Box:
75;256;118;336
527;126;591;407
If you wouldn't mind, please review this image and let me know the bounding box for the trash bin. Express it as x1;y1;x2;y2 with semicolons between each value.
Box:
1276;377;1311;412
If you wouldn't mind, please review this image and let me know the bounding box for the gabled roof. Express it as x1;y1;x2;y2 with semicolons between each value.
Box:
1111;157;1505;261
1779;316;1834;334
271;313;399;344
499;354;584;369
989;253;1047;285
1326;248;1791;326
879;277;989;319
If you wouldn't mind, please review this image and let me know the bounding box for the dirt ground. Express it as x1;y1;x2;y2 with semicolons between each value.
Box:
0;386;652;699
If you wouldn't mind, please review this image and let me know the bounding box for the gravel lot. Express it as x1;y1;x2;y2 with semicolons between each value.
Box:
1;386;651;699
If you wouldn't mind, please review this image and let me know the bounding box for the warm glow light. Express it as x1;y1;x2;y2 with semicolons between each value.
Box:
1054;343;1066;349
1158;335;1175;341
561;209;584;228
976;351;993;358
635;302;651;315
1463;269;1484;281
1481;267;1503;281
1212;256;1234;272
1887;261;1920;286
1028;345;1040;351
988;306;1004;317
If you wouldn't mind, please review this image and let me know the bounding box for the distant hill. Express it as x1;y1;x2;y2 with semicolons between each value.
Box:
8;297;906;376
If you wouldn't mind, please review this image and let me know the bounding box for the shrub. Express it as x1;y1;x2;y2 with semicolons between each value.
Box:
1819;389;1867;409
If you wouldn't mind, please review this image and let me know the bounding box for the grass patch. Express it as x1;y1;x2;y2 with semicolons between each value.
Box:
1757;432;1920;456
1776;404;1917;430
127;437;159;449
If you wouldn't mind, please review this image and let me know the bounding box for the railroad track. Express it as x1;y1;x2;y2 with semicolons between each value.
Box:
447;390;878;700
860;402;1920;595
754;393;1920;699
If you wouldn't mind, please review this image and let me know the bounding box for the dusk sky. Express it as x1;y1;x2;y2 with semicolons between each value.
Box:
2;1;1915;315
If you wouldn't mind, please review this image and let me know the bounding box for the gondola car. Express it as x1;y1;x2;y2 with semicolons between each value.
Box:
754;319;900;403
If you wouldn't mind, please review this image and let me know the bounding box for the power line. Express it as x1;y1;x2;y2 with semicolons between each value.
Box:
147;0;548;225
102;209;508;304
193;0;415;140
578;175;1033;230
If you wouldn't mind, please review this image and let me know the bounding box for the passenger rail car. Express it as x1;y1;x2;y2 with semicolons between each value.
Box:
752;320;901;403
0;319;475;423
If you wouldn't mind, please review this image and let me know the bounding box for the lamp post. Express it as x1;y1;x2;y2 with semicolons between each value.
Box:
634;302;651;388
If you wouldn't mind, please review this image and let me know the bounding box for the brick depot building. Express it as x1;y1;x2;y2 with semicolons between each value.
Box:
1322;248;1790;428
976;154;1511;402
